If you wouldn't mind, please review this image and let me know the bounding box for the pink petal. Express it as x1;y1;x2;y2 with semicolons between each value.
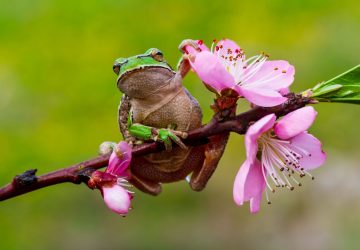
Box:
214;39;242;58
184;40;210;54
102;185;132;215
250;192;263;214
246;60;295;90
245;114;276;160
279;88;290;95
290;132;326;170
196;40;210;52
233;159;265;206
190;51;235;93
106;141;132;176
238;86;287;107
274;106;317;140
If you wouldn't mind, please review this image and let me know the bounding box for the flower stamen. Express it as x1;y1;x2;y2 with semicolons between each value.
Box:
258;131;316;194
261;160;275;193
265;189;271;205
236;55;268;85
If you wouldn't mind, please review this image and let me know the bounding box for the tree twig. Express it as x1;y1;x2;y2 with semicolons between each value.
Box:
0;93;311;201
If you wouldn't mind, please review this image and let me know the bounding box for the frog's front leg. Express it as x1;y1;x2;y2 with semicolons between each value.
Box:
189;133;230;191
177;39;201;78
118;94;136;143
128;120;188;151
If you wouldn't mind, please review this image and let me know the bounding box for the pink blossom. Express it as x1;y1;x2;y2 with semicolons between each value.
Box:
184;39;295;107
91;141;133;216
106;141;132;177
102;184;132;215
233;106;326;213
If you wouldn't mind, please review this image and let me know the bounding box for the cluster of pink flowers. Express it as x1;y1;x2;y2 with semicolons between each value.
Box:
184;39;326;213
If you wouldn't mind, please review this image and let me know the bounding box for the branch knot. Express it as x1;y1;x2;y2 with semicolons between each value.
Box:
13;169;38;188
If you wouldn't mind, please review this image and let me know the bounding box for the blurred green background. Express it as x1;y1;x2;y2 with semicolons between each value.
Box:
1;0;360;249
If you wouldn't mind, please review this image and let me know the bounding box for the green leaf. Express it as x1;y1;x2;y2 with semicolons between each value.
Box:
310;65;360;104
311;84;342;97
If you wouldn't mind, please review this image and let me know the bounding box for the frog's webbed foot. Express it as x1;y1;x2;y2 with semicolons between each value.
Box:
178;39;201;53
177;39;202;78
189;133;230;191
125;136;144;147
128;122;187;151
99;141;118;155
153;127;188;151
129;174;162;196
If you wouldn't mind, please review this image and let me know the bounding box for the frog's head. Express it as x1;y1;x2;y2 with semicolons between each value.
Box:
113;48;175;98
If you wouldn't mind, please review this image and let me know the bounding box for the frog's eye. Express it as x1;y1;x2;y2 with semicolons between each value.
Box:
113;63;121;75
113;58;128;75
150;49;164;62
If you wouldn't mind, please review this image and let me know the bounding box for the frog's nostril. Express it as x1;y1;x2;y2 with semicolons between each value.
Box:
113;63;121;75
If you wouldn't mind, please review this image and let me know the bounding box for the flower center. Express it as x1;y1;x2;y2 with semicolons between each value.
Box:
211;42;246;77
258;131;314;203
235;53;269;85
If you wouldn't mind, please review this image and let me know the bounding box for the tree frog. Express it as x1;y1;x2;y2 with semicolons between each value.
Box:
111;41;229;195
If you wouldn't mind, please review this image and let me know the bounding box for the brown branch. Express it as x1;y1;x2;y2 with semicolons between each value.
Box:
0;93;311;201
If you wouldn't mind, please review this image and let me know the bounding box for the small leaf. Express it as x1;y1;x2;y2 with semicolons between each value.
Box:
310;65;360;104
311;84;342;97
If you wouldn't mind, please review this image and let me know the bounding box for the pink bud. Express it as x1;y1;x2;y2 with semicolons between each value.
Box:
106;141;132;177
102;184;131;216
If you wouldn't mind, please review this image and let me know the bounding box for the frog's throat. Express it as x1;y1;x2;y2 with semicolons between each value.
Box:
117;65;174;83
129;74;183;123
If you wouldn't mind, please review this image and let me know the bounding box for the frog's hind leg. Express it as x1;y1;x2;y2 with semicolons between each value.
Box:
189;133;230;191
129;171;162;196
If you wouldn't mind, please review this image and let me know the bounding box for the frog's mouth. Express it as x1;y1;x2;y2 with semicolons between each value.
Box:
117;66;175;86
116;65;175;84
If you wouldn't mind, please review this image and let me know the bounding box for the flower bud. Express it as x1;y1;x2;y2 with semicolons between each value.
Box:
106;141;132;176
102;184;131;216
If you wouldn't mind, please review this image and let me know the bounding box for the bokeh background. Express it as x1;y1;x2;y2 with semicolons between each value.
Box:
1;0;360;249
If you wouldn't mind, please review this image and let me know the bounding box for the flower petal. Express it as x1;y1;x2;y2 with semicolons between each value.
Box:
184;40;210;54
250;192;263;214
102;185;132;215
290;132;326;170
279;87;290;95
197;40;210;52
233;159;265;206
274;106;318;140
238;86;287;107
106;141;132;176
245;60;295;90
190;51;235;92
214;39;242;58
245;114;276;160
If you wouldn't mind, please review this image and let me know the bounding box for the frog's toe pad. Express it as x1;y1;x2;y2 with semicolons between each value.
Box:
99;141;117;155
178;39;200;52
